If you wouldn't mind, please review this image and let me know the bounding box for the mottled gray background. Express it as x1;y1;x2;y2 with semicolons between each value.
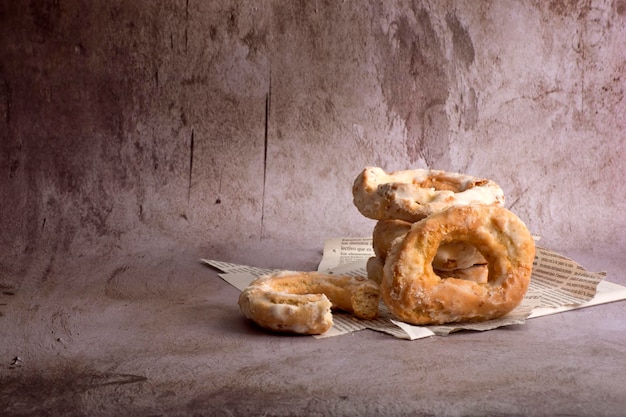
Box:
2;0;624;266
1;1;625;415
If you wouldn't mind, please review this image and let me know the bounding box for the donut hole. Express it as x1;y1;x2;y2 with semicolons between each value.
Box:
432;240;489;284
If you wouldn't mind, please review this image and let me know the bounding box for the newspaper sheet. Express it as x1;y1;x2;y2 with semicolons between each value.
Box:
202;238;626;340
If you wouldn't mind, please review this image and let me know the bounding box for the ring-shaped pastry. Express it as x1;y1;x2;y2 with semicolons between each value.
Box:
239;271;380;334
353;167;505;223
382;204;535;325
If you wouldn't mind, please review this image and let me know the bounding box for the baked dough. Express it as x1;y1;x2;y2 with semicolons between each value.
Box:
239;271;380;334
353;167;505;223
372;219;412;259
366;256;385;285
381;204;535;325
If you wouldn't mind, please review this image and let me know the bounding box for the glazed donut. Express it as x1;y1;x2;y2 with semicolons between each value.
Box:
382;204;535;325
353;167;505;223
372;219;487;270
238;271;380;335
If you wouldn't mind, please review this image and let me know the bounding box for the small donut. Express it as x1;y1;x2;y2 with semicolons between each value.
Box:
353;167;505;223
382;204;535;325
238;271;380;335
373;219;486;270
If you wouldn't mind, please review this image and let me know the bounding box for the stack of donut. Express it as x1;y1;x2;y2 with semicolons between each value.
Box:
238;166;535;335
353;167;535;325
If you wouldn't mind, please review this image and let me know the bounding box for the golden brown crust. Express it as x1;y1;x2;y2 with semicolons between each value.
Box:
372;219;412;259
366;256;385;284
381;205;535;325
352;167;505;223
238;271;380;335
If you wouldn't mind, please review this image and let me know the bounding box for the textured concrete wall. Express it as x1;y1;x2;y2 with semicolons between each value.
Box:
1;0;625;273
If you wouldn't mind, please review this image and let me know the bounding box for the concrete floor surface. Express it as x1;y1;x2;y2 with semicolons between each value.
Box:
1;236;624;416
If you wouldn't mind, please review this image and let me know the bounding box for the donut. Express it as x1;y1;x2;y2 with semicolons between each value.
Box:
372;219;487;269
353;167;505;223
238;271;380;334
381;204;535;325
